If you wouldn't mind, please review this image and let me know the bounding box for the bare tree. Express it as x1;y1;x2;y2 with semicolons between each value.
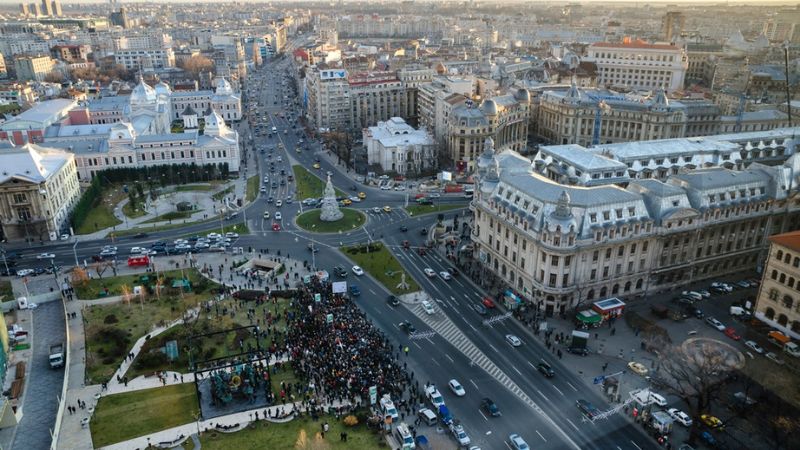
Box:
90;261;115;280
180;55;214;81
653;340;742;444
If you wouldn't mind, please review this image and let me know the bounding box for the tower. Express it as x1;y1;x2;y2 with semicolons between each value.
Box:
19;3;29;16
662;11;685;42
41;0;52;16
51;0;61;16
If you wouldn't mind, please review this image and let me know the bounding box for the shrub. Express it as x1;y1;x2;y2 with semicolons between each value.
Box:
103;314;119;324
134;350;169;370
343;415;358;427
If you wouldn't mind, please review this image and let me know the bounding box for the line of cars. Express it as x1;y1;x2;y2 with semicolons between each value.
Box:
93;233;240;260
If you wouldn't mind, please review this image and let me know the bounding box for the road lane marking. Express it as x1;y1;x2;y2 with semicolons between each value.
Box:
512;365;523;376
445;354;454;363
369;289;377;295
413;342;422;349
536;389;549;402
478;409;488;421
536;430;547;442
566;419;579;431
489;344;499;353
527;361;536;369
566;382;578;392
504;441;513;450
469;379;479;390
630;441;642;450
552;385;564;396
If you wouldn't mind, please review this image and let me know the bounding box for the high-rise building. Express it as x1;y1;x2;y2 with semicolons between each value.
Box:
29;2;41;16
661;11;685;42
51;0;61;16
586;39;688;92
41;0;52;16
14;54;54;82
19;3;29;15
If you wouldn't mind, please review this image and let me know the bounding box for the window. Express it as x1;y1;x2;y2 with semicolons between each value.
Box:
17;207;31;220
551;256;559;266
593;251;599;262
12;193;27;203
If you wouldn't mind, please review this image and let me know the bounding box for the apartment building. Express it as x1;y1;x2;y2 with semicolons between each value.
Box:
305;67;351;132
0;144;80;242
114;48;175;71
417;76;471;150
586;39;688;92
14;54;54;82
471;136;800;315
349;71;405;130
755;230;800;337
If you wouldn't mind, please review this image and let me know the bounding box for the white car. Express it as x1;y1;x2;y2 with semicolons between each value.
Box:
425;385;446;409
745;340;764;354
263;211;270;219
16;269;34;277
352;265;364;276
765;352;786;365
448;379;466;396
648;392;667;406
439;271;452;281
505;334;522;347
130;247;143;254
509;434;530;450
36;253;55;259
450;423;470;446
423;268;436;277
372;207;381;213
276;200;283;207
667;408;692;427
422;300;435;315
274;212;282;220
225;232;239;239
706;317;726;331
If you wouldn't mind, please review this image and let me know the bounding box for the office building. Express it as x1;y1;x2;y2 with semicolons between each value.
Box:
14;54;54;82
754;230;800;337
586;39;688;92
363;117;436;176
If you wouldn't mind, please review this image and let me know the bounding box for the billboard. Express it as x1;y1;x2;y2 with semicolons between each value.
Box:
320;69;347;80
332;281;348;294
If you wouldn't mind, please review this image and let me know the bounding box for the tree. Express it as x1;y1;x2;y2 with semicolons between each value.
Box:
91;261;114;279
653;340;743;444
71;267;89;288
180;55;214;81
44;71;65;83
128;190;138;211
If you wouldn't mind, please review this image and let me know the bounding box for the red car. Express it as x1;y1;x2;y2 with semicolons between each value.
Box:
482;297;496;309
272;223;281;231
724;327;741;341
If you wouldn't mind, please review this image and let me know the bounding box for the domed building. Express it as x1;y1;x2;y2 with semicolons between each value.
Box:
125;75;171;135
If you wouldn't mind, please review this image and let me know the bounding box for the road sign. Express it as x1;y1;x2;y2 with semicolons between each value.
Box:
369;385;377;405
593;376;605;385
314;293;321;303
326;313;333;324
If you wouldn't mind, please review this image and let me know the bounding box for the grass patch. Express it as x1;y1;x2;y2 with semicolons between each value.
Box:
296;208;365;233
292;165;345;200
0;280;13;301
246;175;259;202
142;210;197;224
74;268;214;300
127;297;291;379
340;243;420;295
212;185;234;201
405;202;468;216
175;184;213;192
75;186;125;234
200;417;381;450
91;384;198;448
122;201;147;219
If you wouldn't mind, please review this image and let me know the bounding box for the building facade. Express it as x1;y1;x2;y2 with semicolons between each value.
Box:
447;90;530;171
0;144;80;242
471;135;800;315
363;117;436;176
14;54;54;81
586;40;688;92
754;231;800;338
114;48;175;71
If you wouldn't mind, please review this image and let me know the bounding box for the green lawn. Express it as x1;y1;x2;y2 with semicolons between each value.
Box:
142;210;197;224
76;187;125;234
127;297;292;379
175;184;213;192
340;243;420;295
292;165;345;200
0;280;12;302
91;384;199;448
212;185;235;201
405;202;469;216
295;208;364;233
74;268;213;300
246;175;260;202
122;201;147;219
200;417;382;450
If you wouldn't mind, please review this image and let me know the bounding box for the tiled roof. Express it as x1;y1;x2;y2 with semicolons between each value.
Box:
770;230;800;253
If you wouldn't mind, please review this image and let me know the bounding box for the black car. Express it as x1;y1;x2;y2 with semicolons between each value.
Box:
537;362;555;378
420;228;427;236
447;267;459;277
399;321;416;334
133;232;149;239
577;399;600;418
333;266;348;278
566;347;589;356
480;398;501;417
400;225;408;232
387;295;400;307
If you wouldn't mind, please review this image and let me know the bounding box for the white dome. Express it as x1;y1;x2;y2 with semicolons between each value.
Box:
130;76;157;106
204;108;227;135
154;81;171;96
215;77;233;95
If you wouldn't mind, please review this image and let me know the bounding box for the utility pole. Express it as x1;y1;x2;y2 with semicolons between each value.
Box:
785;41;793;127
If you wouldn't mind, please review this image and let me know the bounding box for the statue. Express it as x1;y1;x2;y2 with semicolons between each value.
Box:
396;272;410;290
319;174;344;222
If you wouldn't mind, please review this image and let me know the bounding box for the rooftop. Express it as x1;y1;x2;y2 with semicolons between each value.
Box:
0;99;76;128
591;137;740;160
770;230;800;253
539;144;627;172
0;143;72;184
591;40;680;51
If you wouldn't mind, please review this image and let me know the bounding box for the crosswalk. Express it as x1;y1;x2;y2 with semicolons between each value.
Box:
407;301;547;418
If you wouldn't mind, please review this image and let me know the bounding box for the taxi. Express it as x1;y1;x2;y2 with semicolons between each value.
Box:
313;163;321;169
383;206;392;213
358;192;366;199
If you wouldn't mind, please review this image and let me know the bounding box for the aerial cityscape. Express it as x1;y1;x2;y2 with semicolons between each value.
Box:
0;1;797;449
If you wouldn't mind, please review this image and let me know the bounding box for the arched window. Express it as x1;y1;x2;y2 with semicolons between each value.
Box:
780;273;786;283
636;279;643;289
772;270;779;280
624;281;632;292
792;321;800;334
600;287;608;298
612;284;620;294
785;254;792;264
790;277;796;288
777;250;784;260
778;314;789;327
587;289;595;300
794;257;800;268
765;307;776;320
783;295;794;309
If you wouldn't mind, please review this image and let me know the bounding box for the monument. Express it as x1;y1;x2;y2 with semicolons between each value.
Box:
319;174;344;222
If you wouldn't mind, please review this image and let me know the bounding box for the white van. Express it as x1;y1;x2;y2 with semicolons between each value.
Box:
682;291;703;301
394;422;415;449
418;408;437;426
380;394;399;421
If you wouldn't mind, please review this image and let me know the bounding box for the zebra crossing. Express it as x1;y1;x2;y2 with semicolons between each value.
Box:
407;300;547;417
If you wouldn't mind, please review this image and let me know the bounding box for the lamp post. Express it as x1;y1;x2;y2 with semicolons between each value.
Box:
0;247;9;276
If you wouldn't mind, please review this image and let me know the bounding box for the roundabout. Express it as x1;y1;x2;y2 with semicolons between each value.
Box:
295;208;366;233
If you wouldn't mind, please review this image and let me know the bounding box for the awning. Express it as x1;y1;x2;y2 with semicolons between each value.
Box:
576;309;603;324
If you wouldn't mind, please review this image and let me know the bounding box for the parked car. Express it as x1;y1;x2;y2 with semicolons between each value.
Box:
745;340;764;354
667;408;693;427
482;297;496;308
765;352;786;365
723;327;741;341
576;399;600;418
706;317;726;331
700;414;724;429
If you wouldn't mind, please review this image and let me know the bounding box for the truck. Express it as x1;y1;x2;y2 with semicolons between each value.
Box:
49;342;65;368
767;331;800;357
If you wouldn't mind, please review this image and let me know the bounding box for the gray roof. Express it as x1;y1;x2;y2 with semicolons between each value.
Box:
629;179;685;197
500;169;640;206
671;167;770;191
134;131;198;144
540;144;627;171
591;137;740;160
